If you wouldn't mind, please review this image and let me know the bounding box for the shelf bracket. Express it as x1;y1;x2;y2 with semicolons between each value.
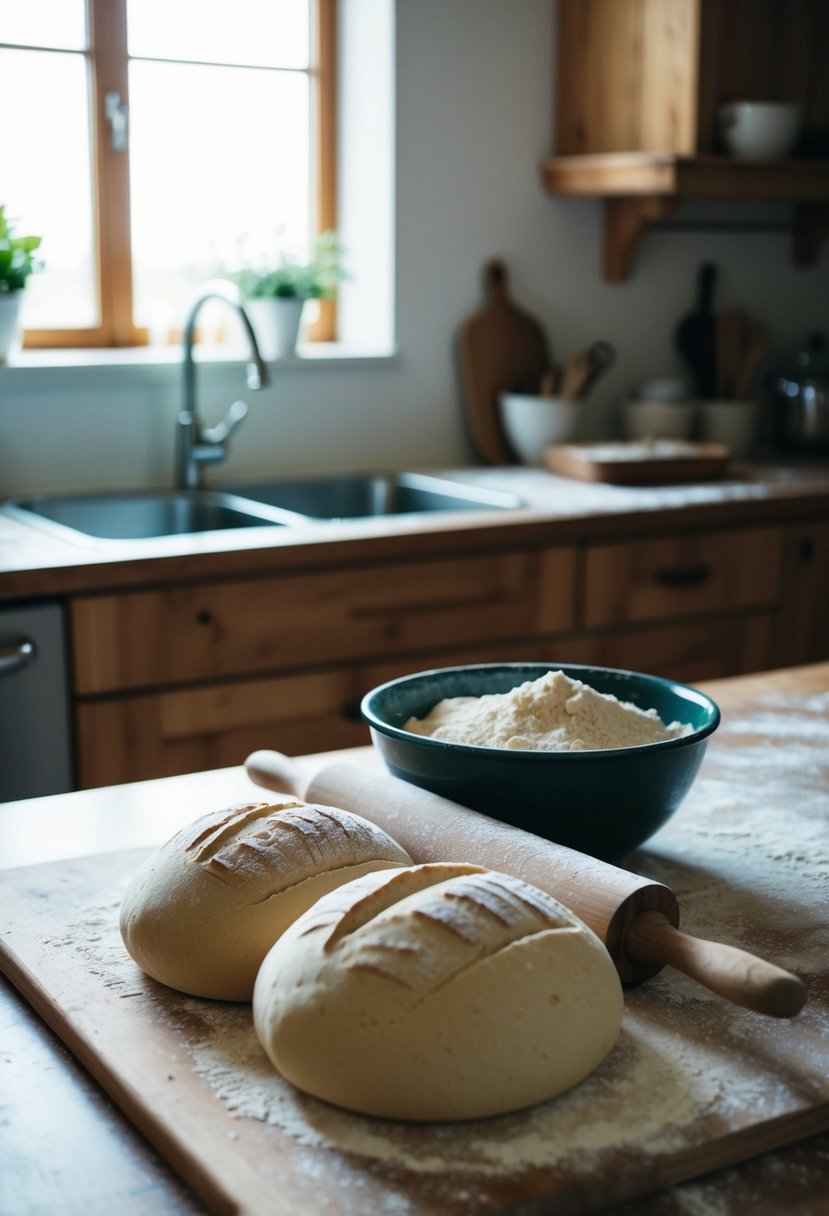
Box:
792;202;829;268
603;196;679;282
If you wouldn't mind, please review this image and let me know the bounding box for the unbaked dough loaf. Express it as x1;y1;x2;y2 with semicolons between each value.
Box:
120;799;412;1000
253;862;623;1120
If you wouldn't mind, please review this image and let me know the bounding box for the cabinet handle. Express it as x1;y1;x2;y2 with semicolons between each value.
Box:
654;562;711;588
798;536;815;564
340;698;364;722
0;637;37;677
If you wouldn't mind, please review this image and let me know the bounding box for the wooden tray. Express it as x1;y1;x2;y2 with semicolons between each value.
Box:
544;440;732;484
1;812;827;1216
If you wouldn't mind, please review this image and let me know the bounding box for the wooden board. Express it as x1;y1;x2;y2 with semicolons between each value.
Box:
2;685;829;1216
544;440;732;484
457;260;552;465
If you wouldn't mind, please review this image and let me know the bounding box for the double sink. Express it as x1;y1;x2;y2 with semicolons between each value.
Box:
7;472;522;544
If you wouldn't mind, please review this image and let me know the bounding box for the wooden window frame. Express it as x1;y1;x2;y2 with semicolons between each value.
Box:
21;0;336;350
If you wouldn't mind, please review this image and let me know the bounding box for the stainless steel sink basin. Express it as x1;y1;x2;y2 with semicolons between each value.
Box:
223;472;522;520
5;490;291;542
5;474;521;545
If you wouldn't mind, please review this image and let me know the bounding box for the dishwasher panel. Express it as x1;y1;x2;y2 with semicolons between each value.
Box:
0;600;74;802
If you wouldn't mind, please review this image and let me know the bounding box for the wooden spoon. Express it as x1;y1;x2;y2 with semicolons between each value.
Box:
717;308;748;399
558;349;593;400
578;340;616;399
734;322;769;401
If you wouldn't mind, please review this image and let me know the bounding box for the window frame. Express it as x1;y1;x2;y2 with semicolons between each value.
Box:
17;0;336;350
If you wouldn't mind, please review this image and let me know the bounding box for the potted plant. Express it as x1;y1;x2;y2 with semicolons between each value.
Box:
0;206;42;362
233;230;345;358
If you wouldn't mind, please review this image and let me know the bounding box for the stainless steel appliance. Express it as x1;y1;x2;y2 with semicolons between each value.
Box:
771;332;829;455
0;600;73;802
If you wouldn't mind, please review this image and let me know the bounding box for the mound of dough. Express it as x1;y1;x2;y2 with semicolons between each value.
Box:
253;862;623;1120
120;799;412;1000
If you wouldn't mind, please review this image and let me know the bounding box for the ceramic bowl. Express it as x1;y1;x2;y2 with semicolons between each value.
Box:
498;394;578;465
361;663;720;861
718;101;802;160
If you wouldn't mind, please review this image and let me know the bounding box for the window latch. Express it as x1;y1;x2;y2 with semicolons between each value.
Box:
105;91;129;152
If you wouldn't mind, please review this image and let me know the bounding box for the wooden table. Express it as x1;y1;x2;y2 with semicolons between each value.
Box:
1;664;828;1216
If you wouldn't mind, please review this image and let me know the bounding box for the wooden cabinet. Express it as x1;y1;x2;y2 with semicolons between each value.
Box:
71;546;576;695
582;526;783;627
774;519;829;667
68;518;814;789
71;544;578;786
543;0;829;279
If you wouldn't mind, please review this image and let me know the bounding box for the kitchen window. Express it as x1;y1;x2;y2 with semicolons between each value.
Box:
0;0;336;349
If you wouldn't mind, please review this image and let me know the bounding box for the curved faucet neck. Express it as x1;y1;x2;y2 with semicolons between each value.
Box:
176;280;269;490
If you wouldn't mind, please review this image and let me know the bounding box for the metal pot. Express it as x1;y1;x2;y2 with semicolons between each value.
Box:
770;332;829;455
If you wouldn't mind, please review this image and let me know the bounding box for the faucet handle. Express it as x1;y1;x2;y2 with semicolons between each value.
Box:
201;400;249;445
246;360;267;390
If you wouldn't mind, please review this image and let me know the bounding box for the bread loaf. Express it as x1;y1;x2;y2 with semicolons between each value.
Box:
253;862;624;1120
120;799;412;1000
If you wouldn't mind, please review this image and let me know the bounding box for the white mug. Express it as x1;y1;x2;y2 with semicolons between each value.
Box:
718;101;801;160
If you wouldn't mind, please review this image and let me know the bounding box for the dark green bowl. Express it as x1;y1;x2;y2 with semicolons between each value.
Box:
361;663;720;862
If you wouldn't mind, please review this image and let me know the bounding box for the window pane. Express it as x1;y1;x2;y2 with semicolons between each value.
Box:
127;0;309;69
0;0;86;50
129;60;310;337
0;49;97;328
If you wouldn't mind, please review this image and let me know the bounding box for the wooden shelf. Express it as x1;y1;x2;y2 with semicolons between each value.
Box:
540;153;829;199
540;153;829;281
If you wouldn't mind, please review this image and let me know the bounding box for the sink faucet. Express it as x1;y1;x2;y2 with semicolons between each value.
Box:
175;280;269;490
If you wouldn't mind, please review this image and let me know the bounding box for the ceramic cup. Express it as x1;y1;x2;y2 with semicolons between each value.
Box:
621;399;697;441
718;101;802;160
699;400;757;457
498;394;579;465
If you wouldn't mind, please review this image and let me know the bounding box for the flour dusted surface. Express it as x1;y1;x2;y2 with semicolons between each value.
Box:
21;679;828;1214
404;669;692;751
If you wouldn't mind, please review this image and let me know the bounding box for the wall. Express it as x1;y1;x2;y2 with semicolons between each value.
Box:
1;0;826;498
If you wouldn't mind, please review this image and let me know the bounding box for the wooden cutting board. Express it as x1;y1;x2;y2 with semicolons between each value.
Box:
457;260;552;465
544;440;732;484
2;766;827;1216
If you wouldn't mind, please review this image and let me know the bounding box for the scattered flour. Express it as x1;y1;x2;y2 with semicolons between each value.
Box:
61;889;724;1178
403;669;692;751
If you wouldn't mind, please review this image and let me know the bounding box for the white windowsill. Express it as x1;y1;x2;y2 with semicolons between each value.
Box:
0;340;398;376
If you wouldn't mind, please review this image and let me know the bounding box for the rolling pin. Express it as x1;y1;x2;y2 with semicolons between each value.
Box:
245;751;806;1019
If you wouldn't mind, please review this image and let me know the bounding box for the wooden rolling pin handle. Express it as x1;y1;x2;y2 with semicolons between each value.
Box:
627;911;806;1019
246;750;307;798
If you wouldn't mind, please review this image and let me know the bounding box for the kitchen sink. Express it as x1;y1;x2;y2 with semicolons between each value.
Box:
222;472;523;520
5;474;521;544
5;490;292;542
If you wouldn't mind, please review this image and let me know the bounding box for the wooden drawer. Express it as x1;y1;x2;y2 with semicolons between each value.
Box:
71;546;577;695
553;612;775;684
774;520;829;667
74;634;566;788
582;526;784;628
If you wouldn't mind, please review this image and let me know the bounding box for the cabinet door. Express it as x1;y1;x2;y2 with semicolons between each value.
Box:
73;635;562;788
583;527;783;628
70;547;577;695
774;520;829;667
553;612;775;683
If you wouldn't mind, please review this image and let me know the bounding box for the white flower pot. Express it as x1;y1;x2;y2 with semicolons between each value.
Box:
247;296;306;360
0;291;24;363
